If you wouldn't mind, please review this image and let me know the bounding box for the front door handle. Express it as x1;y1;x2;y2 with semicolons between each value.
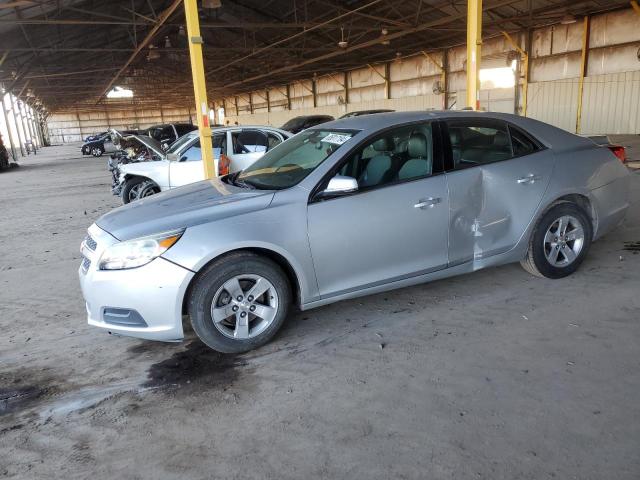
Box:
517;174;542;184
414;197;441;209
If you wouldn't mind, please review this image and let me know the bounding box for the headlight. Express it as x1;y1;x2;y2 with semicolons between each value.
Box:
98;229;184;270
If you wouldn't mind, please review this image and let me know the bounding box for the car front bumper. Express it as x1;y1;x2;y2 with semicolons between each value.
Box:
78;224;194;342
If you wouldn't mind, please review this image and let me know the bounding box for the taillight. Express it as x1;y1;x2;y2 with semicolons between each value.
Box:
608;145;626;163
218;153;230;176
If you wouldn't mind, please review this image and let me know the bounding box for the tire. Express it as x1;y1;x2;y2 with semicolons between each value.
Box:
521;202;592;279
91;146;104;157
120;177;147;205
188;252;292;353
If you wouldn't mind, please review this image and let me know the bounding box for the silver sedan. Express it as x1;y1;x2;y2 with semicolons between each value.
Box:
79;111;631;353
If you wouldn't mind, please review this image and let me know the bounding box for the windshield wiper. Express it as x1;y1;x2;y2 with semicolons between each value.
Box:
228;173;255;189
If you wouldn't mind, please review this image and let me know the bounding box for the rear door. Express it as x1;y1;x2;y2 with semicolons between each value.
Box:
229;129;270;171
443;118;555;264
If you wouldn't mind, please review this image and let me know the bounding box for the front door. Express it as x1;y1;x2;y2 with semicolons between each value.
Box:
169;134;225;188
443;118;556;264
307;122;450;298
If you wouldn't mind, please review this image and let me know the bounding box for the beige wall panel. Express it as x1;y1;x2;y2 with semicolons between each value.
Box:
581;71;640;135
530;52;581;82
588;44;640;76
527;79;579;132
590;10;640;48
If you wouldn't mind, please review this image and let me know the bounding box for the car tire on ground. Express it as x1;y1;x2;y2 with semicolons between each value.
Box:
121;176;160;204
188;252;292;353
521;202;593;279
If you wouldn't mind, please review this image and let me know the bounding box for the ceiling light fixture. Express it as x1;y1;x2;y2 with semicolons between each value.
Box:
338;26;348;48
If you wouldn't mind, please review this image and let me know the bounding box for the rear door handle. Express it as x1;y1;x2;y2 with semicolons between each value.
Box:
414;197;441;209
517;174;541;184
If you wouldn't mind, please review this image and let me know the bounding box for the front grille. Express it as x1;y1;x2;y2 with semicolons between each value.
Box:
81;257;91;273
84;235;97;251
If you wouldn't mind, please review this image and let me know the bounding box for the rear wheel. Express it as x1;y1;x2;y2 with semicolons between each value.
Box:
121;177;160;204
521;202;592;279
188;252;291;353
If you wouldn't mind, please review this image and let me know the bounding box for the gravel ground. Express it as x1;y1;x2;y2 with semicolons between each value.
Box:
1;143;639;480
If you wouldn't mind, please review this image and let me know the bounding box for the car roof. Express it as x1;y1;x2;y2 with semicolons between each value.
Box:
183;125;293;136
316;110;586;149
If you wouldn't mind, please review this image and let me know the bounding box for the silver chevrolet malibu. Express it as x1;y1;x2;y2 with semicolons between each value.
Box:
79;111;630;353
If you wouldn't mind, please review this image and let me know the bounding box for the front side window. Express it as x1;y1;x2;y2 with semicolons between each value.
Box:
267;132;283;150
446;120;512;169
337;123;434;190
179;134;225;161
237;129;355;190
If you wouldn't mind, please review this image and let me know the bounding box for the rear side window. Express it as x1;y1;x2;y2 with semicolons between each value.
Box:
180;134;226;161
267;132;283;150
509;126;540;157
446;119;512;169
232;130;268;154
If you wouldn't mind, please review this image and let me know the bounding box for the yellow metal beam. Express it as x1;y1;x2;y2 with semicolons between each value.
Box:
466;0;482;110
501;31;528;116
631;1;640;16
184;0;215;179
575;16;590;134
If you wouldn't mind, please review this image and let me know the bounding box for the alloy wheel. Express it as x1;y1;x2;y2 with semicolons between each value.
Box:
210;274;279;339
543;215;585;267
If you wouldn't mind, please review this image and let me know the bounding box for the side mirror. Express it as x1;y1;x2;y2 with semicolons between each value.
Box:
166;153;179;161
321;175;358;197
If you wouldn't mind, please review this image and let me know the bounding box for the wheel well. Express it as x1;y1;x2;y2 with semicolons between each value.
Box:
180;248;302;317
549;194;596;231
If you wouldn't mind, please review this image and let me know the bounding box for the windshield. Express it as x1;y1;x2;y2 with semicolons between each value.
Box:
236;129;356;190
167;133;197;154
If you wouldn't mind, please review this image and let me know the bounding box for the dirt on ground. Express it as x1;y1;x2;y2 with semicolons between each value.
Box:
1;143;639;479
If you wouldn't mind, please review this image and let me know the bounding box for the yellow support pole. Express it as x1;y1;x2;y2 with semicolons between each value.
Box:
466;0;482;110
184;0;215;179
632;1;640;16
575;16;590;134
501;31;528;116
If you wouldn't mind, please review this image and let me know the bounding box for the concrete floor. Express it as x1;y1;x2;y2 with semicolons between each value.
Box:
1;143;639;480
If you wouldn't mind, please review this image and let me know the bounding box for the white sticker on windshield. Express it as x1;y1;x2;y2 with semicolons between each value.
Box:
321;133;351;145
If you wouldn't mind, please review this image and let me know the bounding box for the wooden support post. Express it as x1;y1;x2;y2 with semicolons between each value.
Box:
266;89;271;113
311;79;317;108
343;71;349;106
575;16;590;134
285;84;292;110
384;62;391;100
442;49;449;109
249;93;254;114
466;0;482;110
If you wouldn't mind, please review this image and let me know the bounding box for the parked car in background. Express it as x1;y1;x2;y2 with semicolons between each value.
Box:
339;109;394;118
281;115;334;134
115;126;292;203
81;132;118;157
84;131;108;142
144;123;197;149
80;111;630;353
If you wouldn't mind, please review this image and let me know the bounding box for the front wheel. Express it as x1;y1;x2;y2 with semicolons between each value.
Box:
121;177;160;204
188;252;292;353
521;202;592;279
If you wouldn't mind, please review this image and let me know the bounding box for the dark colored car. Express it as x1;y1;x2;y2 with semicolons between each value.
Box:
81;132;113;157
84;131;108;142
281;115;334;134
339;109;395;119
145;123;197;148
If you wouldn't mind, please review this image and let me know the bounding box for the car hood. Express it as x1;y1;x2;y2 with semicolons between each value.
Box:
96;178;275;241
